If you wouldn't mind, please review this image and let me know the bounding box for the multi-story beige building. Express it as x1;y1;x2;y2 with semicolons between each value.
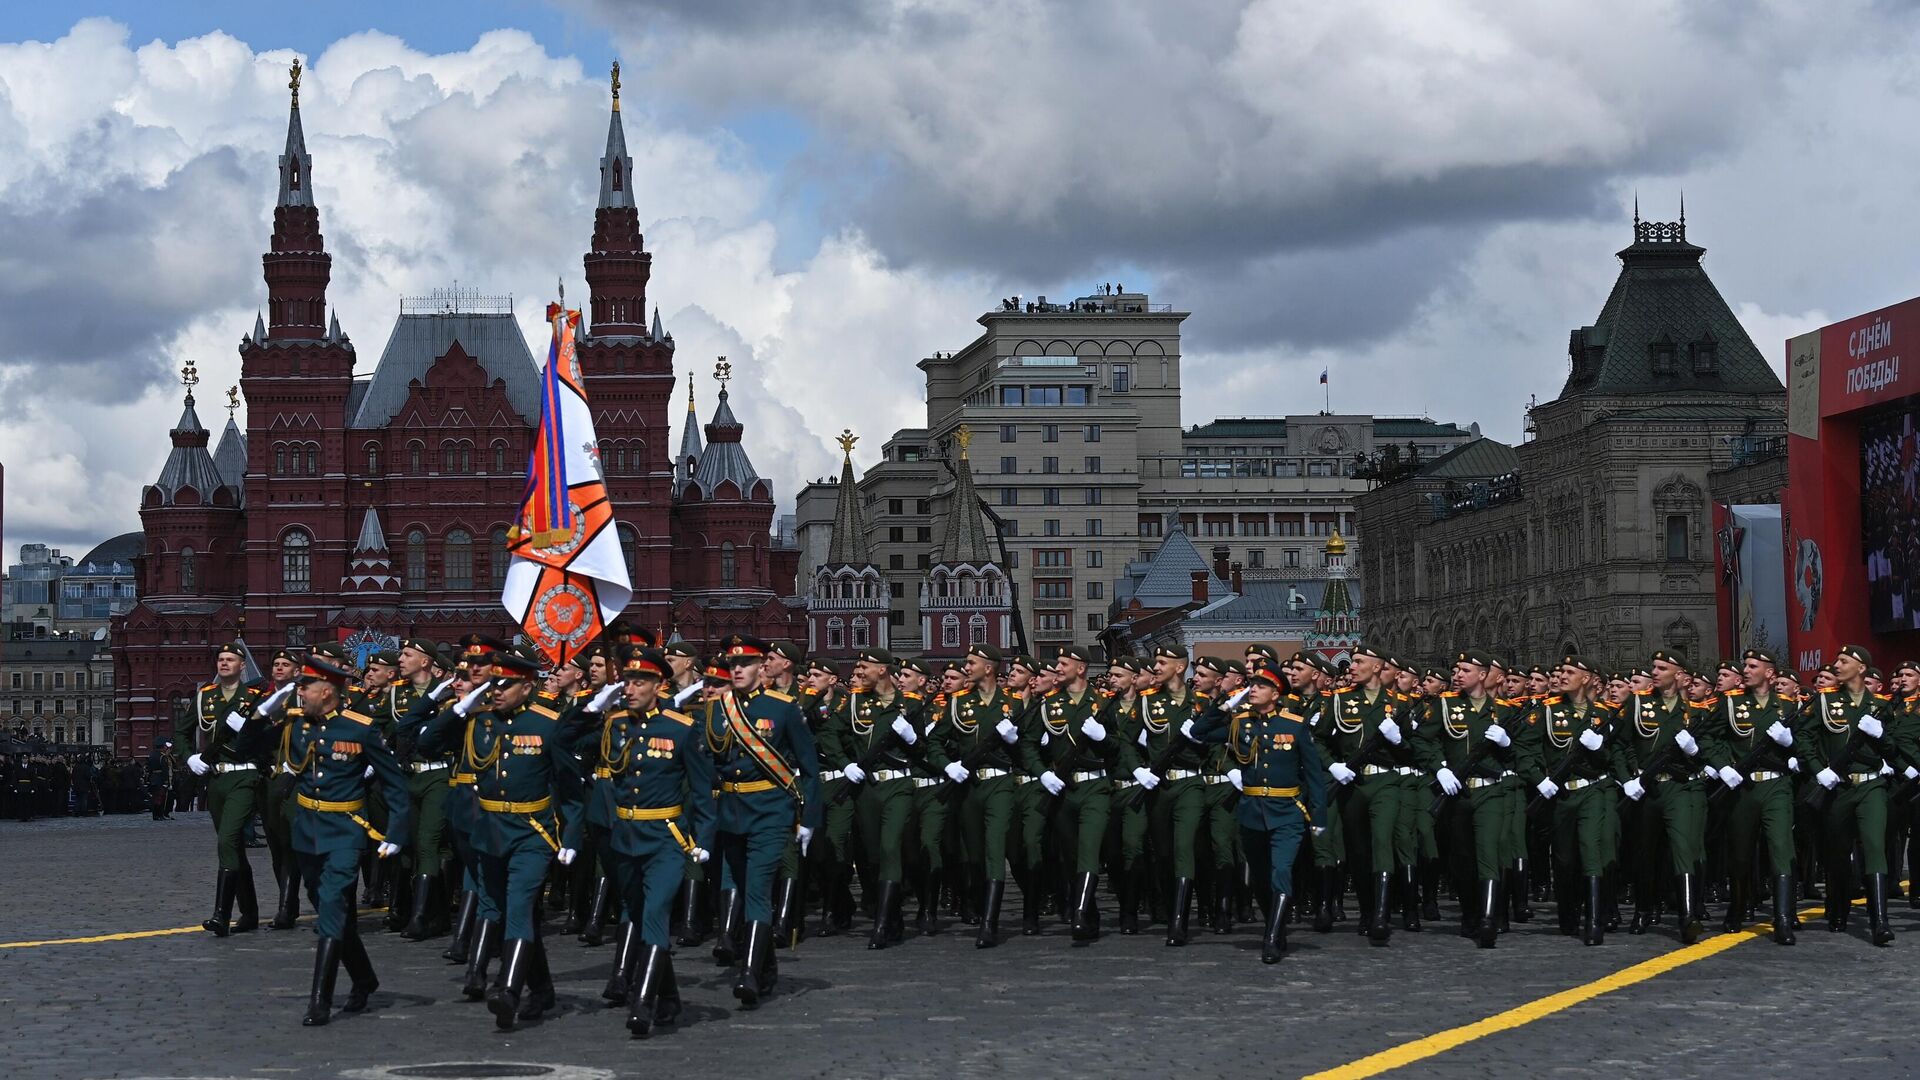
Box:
3;633;117;749
1356;215;1787;668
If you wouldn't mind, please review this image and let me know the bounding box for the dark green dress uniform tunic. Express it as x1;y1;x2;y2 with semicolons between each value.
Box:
820;688;921;883
179;679;270;872
1414;692;1523;881
1022;687;1129;875
1800;687;1895;876
1322;686;1408;874
947;685;1025;883
1520;696;1617;876
1614;690;1717;877
1704;688;1802;879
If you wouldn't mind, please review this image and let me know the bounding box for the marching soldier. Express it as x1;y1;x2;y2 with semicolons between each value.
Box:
1188;662;1328;963
1417;650;1522;948
896;657;958;936
938;644;1022;947
146;738;175;820
1319;646;1409;945
1616;650;1718;944
1523;656;1615;945
819;648;927;949
1801;644;1898;945
271;656;409;1026
178;642;281;938
1190;656;1247;933
256;648;304;930
1703;648;1802;944
374;638;457;940
1135;645;1205;945
1101;657;1156;935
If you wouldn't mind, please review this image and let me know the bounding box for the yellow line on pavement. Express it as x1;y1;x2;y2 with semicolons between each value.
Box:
0;926;203;949
1304;896;1865;1080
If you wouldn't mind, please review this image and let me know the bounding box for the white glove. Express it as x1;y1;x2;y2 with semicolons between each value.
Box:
376;841;400;858
1718;765;1743;788
1906;766;1919;781
1137;729;1148;747
1622;778;1646;801
691;846;711;864
996;718;1019;744
1767;721;1793;748
945;762;970;783
363;765;374;779
586;683;620;713
891;715;918;744
1484;723;1510;748
429;677;456;701
1132;767;1160;790
187;754;209;776
1879;761;1894;777
844;762;868;784
672;683;702;707
796;826;813;855
1311;825;1327;837
1435;767;1461;796
1329;762;1357;785
1674;730;1698;756
1815;767;1839;790
262;682;296;712
1536;778;1559;799
1225;687;1251;710
1226;768;1243;792
224;711;247;733
1180;718;1199;743
556;847;577;865
1040;770;1065;796
453;681;491;717
1579;728;1604;751
1378;717;1402;745
1787;756;1800;773
1081;716;1107;741
1860;715;1884;739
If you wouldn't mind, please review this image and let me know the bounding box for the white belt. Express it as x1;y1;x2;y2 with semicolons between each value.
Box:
1361;765;1395;777
914;778;941;789
1465;772;1512;790
1562;777;1604;791
1014;775;1034;785
1113;779;1138;790
1164;769;1200;780
820;770;844;782
212;763;257;774
408;761;451;773
975;768;1011;780
1848;771;1880;785
870;769;910;783
1750;771;1785;782
1397;766;1421;776
1071;770;1106;783
1204;774;1230;785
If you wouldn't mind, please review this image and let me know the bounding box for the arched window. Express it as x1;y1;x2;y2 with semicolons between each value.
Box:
442;441;458;473
969;613;987;645
304;444;318;476
459;441;472;473
179;546;196;593
493;440;508;475
490;528;509;589
720;541;737;589
408;440;424;474
618;523;639;579
365;442;381;475
273;444;286;476
942;615;960;649
826;617;844;651
281;529;312;593
405;529;427;590
852;617;870;649
445;529;473;589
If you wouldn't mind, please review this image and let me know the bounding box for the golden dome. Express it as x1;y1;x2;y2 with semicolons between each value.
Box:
1325;530;1347;556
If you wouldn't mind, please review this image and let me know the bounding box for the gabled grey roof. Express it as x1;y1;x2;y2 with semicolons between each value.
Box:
349;311;541;429
1186;579;1361;625
826;453;871;565
1132;527;1226;608
150;399;230;504
1417;437;1518;481
212;417;247;498
689;388;765;496
353;508;388;554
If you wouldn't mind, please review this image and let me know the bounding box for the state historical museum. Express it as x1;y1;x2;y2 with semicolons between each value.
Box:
110;69;799;754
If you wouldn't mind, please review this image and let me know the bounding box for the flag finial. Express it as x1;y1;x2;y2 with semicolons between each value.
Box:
713;357;732;390
610;59;621;111
289;57;302;106
180;360;200;405
837;428;858;460
227;384;240;417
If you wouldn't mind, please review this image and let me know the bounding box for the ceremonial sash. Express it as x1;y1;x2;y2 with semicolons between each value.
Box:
722;691;799;800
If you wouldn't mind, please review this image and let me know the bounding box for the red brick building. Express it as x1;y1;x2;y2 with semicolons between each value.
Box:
110;71;799;755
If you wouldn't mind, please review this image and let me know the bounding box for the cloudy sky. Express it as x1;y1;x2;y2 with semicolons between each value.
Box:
1;0;1915;562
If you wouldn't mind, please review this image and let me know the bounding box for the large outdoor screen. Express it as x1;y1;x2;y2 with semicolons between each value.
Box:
1861;405;1920;633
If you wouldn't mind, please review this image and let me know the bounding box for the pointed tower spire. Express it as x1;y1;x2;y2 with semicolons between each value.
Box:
938;425;995;565
599;60;634;210
252;310;266;343
651;305;665;342
263;56;331;340
585;58;651;335
826;430;872;565
674;376;704;492
148;360;227;504
341;508;399;595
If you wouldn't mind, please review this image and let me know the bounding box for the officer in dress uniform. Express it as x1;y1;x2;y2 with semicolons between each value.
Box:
1415;650;1523;948
1189;662;1328;963
438;638;503;976
377;638;456;940
147;738;176;820
178;642;281;938
1703;648;1803;945
1319;646;1409;946
256;648;304;930
269;657;409;1026
1616;650;1719;944
702;635;822;1008
938;644;1022;947
1801;644;1899;944
1522;656;1616;946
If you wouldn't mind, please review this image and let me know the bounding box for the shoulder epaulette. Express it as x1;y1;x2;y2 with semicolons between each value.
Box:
1496;697;1521;708
1045;689;1061;699
200;682;219;692
1722;688;1746;698
1439;690;1459;699
661;709;694;727
1874;692;1894;703
1633;688;1654;697
526;701;561;720
1007;690;1024;700
1543;695;1562;706
903;691;923;701
764;689;794;703
341;709;376;727
1140;687;1159;697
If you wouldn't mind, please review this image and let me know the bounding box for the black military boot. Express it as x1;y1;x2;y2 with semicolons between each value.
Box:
1368;870;1393;945
1069;872;1101;942
1420;862;1443;922
443;891;478;962
340;927;379;1013
1021;871;1044;936
1771;874;1796;945
1261;892;1290;964
518;939;555;1022
271;868;302;930
1475;879;1500;949
1213;865;1236;934
1508;861;1532;923
1167;878;1193;946
868;880;900;950
1722;875;1748;934
580;875;613;946
733;921;774;1009
772;874;800;947
712;888;743;965
1400;865;1422;932
1827;872;1850;931
232;865;260;933
1584;876;1606;946
627;944;668;1038
976;878;1006;949
1868;873;1895;946
301;937;342;1026
1312;869;1336;934
461;919;500;1001
203;868;237;937
1678;874;1703;944
400;874;434;939
487;937;532;1030
604;920;642;1003
1118;869;1141;936
382;871;409;933
676;878;707;946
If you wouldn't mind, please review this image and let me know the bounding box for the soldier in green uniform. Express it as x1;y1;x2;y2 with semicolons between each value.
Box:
1700;648;1802;944
1409;667;1450;924
938;645;1022;947
1133;645;1205;944
374;638;455;940
1189;663;1328;963
1289;652;1345;932
271;657;410;1026
1190;657;1246;933
897;657;960;935
1616;650;1719;943
561;647;714;1038
1002;655;1055;935
703;636;822;1007
179;642;281;938
1416;650;1522;948
1024;646;1140;942
1801;644;1898;944
258;648;304;930
1523;656;1616;945
1892;661;1920;910
415;648;583;1029
1100;657;1158;935
1320;646;1410;945
819;649;928;949
440;637;503;974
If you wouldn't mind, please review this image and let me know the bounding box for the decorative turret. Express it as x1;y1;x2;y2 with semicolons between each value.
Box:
937;424;995;566
211;385;247;505
807;429;888;657
263;58;330;340
584;59;651;335
341;508;400;595
145;362;233;507
921;425;1011;657
674;377;704;494
1306;530;1361;665
686;359;767;499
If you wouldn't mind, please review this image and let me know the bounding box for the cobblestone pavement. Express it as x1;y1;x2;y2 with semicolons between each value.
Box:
4;815;1918;1079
